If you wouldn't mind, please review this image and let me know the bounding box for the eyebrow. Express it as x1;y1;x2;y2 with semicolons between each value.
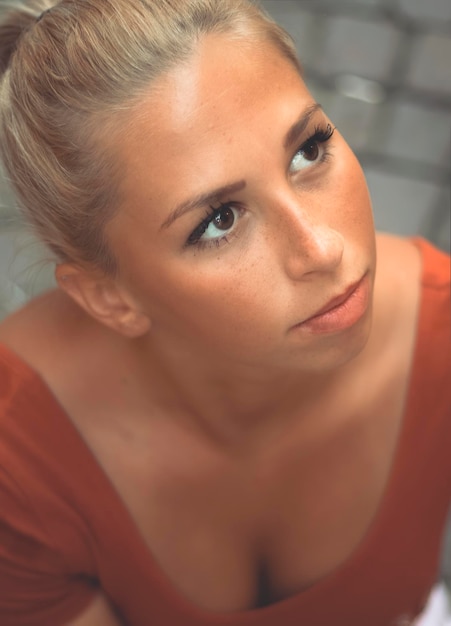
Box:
284;102;323;150
160;180;247;230
160;102;323;231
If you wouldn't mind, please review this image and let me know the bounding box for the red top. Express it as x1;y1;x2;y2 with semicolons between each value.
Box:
0;238;450;626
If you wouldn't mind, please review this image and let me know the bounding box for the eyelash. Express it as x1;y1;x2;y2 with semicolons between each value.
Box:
186;123;335;250
185;204;239;250
292;123;335;168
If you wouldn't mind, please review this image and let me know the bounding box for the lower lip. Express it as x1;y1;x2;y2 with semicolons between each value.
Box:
295;274;370;335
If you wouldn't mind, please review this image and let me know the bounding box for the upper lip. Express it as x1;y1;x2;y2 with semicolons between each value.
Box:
301;275;365;324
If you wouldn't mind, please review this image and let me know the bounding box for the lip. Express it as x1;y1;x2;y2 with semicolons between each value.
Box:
293;273;370;334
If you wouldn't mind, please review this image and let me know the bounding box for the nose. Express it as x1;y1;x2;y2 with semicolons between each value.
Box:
274;193;344;281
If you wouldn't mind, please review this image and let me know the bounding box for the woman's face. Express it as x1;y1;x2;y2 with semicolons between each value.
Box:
107;35;376;373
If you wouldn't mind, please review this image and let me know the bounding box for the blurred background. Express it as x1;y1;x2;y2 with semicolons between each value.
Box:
0;0;450;319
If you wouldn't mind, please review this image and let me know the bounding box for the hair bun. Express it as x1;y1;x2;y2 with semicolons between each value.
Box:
0;1;54;77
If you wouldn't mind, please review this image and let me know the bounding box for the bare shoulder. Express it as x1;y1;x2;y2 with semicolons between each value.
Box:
374;233;422;307
375;232;422;282
0;288;89;376
371;232;422;348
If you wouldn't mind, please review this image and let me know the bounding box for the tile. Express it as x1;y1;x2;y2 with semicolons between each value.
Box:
332;0;380;5
398;0;451;23
262;5;400;82
301;81;375;151
316;16;400;80
435;206;450;252
0;231;29;319
348;0;381;5
320;90;378;151
423;186;451;252
0;229;55;320
364;168;445;236
380;101;451;166
0;173;15;220
303;81;374;153
259;1;328;70
407;34;451;96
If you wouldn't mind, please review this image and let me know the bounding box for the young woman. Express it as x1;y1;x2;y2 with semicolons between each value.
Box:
0;1;449;625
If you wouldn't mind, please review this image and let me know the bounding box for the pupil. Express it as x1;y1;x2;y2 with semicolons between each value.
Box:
214;207;234;230
303;141;320;161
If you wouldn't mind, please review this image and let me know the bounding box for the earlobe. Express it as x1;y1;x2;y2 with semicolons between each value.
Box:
55;264;151;337
115;309;152;338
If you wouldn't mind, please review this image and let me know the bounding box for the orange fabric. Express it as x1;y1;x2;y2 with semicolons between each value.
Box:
0;238;450;626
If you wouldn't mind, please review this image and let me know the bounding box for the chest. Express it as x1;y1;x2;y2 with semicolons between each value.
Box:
84;390;405;613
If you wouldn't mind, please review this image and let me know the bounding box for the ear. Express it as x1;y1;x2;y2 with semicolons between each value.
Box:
55;263;151;338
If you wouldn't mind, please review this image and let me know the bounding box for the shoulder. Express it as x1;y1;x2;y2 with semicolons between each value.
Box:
375;234;450;401
0;291;110;522
369;234;449;395
375;232;449;291
0;295;95;508
375;232;422;283
374;231;449;339
0;299;136;625
412;237;450;293
0;288;85;378
0;464;99;624
374;233;450;324
0;351;100;625
372;234;422;344
0;289;119;412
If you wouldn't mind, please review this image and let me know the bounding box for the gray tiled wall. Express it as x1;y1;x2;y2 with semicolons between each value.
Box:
0;0;450;319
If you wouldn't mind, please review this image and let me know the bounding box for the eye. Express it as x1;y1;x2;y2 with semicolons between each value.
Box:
204;205;236;239
186;203;241;248
290;124;335;174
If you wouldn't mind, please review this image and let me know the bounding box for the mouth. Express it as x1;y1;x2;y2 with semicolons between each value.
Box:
293;273;370;334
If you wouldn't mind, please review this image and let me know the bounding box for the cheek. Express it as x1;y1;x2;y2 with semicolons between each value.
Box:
135;254;281;342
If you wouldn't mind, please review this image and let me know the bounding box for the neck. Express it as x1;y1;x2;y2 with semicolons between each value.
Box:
128;333;355;452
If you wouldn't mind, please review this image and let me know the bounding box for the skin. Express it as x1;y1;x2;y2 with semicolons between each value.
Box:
0;33;422;613
59;34;378;447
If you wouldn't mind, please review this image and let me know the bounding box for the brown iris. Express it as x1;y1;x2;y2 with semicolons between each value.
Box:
212;206;235;230
300;141;320;162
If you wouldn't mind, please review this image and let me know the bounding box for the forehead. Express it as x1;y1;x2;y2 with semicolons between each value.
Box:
129;35;304;139
115;35;311;221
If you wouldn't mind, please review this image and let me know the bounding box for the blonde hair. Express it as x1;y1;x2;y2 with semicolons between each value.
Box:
0;0;300;274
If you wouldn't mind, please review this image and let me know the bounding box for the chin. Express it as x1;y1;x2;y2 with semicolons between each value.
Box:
286;307;374;374
324;311;373;372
